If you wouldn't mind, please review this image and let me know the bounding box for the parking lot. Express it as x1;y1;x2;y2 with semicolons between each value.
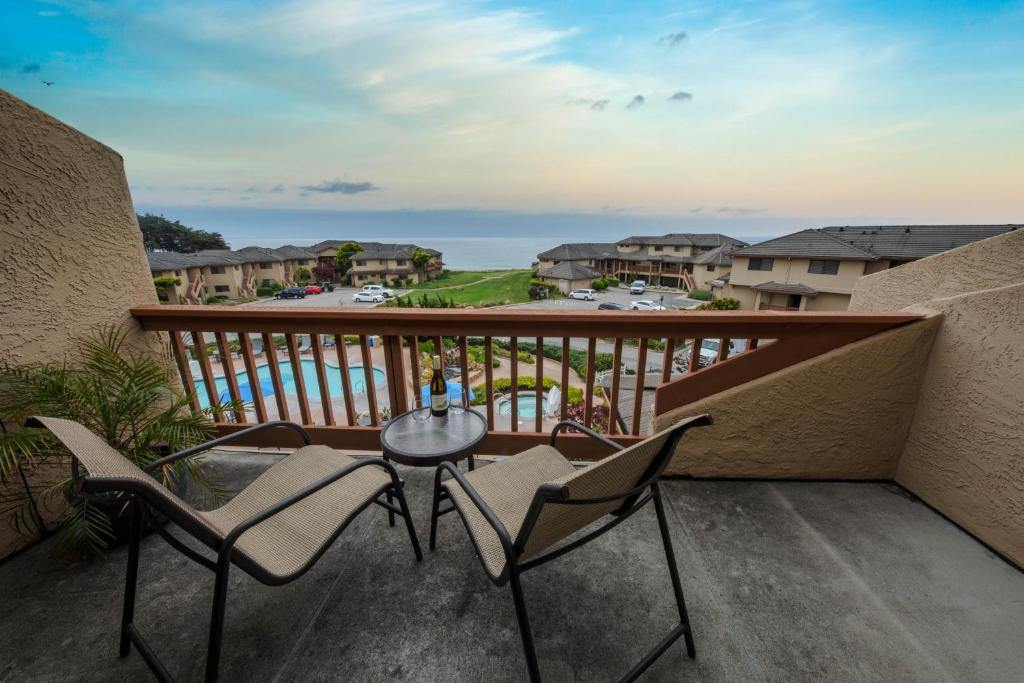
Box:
507;286;704;312
244;286;411;310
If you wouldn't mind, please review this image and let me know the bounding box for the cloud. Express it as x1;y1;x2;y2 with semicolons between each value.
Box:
715;207;768;215
689;207;704;213
668;91;693;102
626;95;645;110
300;179;379;194
659;31;688;47
21;63;41;73
590;99;609;111
39;10;61;17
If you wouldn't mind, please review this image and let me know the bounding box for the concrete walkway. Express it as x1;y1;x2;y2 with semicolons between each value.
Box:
1;456;1021;682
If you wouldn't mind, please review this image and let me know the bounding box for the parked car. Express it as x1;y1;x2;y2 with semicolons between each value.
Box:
629;280;646;294
569;288;598;301
319;281;335;292
361;284;395;298
274;287;307;299
598;301;624;310
304;284;322;294
352;291;385;303
630;300;666;311
696;338;748;367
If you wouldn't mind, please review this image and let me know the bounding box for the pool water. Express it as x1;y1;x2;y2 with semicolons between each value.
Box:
194;359;385;408
498;392;549;419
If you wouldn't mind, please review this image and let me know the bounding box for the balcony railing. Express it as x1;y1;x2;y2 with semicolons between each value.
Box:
132;306;921;459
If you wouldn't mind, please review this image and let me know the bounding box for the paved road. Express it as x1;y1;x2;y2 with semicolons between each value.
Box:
243;287;411;310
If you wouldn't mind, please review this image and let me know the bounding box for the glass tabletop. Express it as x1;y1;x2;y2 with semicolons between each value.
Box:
380;408;487;464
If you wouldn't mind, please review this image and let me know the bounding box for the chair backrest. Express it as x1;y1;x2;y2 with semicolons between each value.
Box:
26;416;221;544
516;414;710;558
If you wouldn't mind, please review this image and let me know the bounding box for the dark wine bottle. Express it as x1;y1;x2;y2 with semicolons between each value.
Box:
430;354;449;417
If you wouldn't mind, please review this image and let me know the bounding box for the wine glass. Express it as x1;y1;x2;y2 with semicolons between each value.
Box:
450;387;467;414
411;395;430;421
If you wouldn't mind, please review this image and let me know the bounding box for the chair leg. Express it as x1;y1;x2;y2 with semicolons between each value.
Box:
119;500;144;658
430;467;444;551
509;567;542;682
204;561;231;683
652;483;696;658
384;456;395;528
392;483;424;561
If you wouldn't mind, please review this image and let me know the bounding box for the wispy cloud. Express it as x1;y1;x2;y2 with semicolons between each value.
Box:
590;99;609;111
659;31;688;47
668;91;692;102
715;207;767;216
626;95;645;110
300;179;379;194
21;63;41;73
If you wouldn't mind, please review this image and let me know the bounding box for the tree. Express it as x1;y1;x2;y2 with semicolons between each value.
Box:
312;262;336;282
411;247;432;270
152;276;182;291
137;214;227;253
334;242;365;276
295;267;312;283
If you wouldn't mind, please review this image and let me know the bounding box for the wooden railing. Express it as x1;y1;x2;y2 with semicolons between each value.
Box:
132;306;922;459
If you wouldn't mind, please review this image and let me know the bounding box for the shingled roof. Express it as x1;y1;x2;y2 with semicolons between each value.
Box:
733;225;1020;261
693;244;735;266
753;281;819;296
537;261;603;281
617;233;748;248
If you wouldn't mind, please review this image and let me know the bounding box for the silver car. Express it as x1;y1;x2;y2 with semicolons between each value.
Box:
568;288;598;301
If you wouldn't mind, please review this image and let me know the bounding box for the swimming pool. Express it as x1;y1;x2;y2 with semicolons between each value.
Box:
498;392;549;419
193;359;385;408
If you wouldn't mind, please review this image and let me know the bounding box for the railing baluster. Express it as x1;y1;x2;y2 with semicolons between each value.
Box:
191;331;221;421
262;333;289;421
459;336;470;410
169;330;200;413
238;333;267;423
359;335;379;426
484;336;494;426
632;338;649;435
286;333;313;425
689;337;703;373
717;337;731;363
334;335;357;426
215;332;246;423
661;338;675;384
749;338;759;350
609;338;623;435
559;337;570;420
408;335;421;410
535;336;543;433
510;337;518;432
310;334;334;425
584;337;596;428
384;335;408;418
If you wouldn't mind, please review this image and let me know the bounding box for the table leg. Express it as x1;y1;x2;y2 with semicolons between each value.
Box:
468;453;475;471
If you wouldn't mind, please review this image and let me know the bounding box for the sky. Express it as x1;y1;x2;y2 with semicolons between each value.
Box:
2;0;1023;244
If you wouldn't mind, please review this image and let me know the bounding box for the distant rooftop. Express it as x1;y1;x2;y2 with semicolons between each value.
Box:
538;233;748;262
537;261;603;280
147;245;316;271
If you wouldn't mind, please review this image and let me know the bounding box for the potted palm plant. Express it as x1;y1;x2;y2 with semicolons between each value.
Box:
0;325;232;558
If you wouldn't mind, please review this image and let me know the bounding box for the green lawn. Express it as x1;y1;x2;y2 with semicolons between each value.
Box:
411;269;524;290
407;269;533;306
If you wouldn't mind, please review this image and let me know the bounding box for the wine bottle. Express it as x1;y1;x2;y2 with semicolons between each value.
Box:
430;354;449;417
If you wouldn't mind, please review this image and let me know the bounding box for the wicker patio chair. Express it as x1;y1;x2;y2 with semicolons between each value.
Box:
26;416;422;683
430;414;712;682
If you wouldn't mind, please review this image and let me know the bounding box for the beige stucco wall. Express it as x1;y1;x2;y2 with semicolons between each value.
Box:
730;255;866;295
656;316;941;478
0;88;160;366
850;229;1024;312
803;292;852;311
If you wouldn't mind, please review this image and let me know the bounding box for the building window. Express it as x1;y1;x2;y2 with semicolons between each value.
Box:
674;246;681;252
355;260;366;267
260;262;272;270
261;279;273;286
396;259;407;266
210;266;226;274
706;264;715;272
653;246;661;252
747;258;774;271
808;259;840;275
379;260;386;266
174;270;182;276
297;260;307;265
214;285;230;293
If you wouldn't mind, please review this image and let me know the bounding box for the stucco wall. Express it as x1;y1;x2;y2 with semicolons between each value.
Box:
893;285;1024;567
850;229;1024;312
656;316;941;478
0;88;160;365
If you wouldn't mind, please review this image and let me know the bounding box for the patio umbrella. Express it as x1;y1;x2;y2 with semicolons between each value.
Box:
220;379;276;404
420;382;475;404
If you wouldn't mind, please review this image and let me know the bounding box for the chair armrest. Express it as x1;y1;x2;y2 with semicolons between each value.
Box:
437;461;515;554
218;456;397;559
549;420;623;452
145;421;312;474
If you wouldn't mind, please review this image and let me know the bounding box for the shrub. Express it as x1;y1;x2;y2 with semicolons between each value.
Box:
205;295;228;305
689;288;712;301
698;297;740;310
255;285;275;297
591;278;607;291
152;276;181;291
295;267;312;283
471;376;583;406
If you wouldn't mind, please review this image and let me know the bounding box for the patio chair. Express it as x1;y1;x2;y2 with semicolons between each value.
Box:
25;416;422;683
320;334;336;348
251;336;264;356
430;414;712;682
297;335;313;354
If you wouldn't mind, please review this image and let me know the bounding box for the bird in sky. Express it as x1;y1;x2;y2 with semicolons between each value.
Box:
41;80;55;86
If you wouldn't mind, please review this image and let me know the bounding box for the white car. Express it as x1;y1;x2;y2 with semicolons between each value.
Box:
568;288;598;301
361;284;395;298
630;300;666;311
629;280;646;294
696;338;748;367
352;291;384;303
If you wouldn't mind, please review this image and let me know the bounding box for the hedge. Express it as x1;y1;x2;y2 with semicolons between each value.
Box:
470;375;583;406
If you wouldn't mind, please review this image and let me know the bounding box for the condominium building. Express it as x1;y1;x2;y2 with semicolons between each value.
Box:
310;240;443;285
720;225;1021;311
535;233;748;289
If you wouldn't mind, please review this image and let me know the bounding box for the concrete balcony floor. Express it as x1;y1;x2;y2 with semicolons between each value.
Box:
1;451;1022;682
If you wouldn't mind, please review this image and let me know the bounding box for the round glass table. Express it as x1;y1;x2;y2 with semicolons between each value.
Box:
380;407;487;470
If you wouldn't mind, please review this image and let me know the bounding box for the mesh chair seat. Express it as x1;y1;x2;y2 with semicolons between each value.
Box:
444;445;575;580
203;445;391;582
